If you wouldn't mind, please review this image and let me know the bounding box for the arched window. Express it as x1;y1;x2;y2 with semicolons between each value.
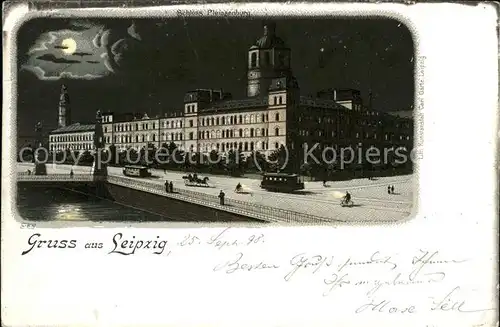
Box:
216;117;220;125
142;135;145;142
261;128;265;136
222;130;225;138
244;129;249;137
250;52;257;68
211;130;215;139
250;115;255;123
244;142;249;151
179;133;183;141
206;131;210;139
262;114;265;122
239;115;243;124
239;129;243;137
244;115;249;124
250;128;254;137
275;113;280;121
250;142;255;151
256;128;261;137
278;96;283;105
222;117;225;125
152;134;156;141
273;97;277;105
275;142;279;149
211;118;215;125
216;130;221;138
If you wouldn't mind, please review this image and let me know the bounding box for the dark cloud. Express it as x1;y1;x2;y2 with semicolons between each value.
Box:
86;60;99;64
36;54;81;64
93;22;144;74
72;51;93;57
54;45;69;49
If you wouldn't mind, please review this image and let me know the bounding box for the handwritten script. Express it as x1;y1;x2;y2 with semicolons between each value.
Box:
21;229;495;317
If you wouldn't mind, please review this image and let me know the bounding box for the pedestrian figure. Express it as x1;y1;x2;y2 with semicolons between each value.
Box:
387;185;391;194
391;185;395;194
169;181;173;193
165;180;169;192
27;169;31;175
70;169;74;178
218;190;225;205
164;168;167;175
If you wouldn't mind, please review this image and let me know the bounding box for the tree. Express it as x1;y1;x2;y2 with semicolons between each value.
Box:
268;145;288;172
118;150;128;166
166;142;183;167
225;149;245;176
78;150;94;166
208;150;224;172
247;150;267;172
127;148;139;164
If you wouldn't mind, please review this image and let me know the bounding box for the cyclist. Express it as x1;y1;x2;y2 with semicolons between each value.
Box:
343;191;351;205
235;182;242;192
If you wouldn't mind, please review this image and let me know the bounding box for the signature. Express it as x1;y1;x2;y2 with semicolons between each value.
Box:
355;298;417;314
430;286;496;313
213;252;280;274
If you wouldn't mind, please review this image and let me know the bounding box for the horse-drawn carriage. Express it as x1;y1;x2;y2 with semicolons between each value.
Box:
182;173;210;187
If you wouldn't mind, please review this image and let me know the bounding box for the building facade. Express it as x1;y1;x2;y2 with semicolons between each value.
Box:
49;22;413;165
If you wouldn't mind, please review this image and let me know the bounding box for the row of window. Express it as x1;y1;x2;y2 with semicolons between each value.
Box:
198;127;279;140
50;143;93;151
105;113;283;132
198;113;277;127
196;141;278;153
109;120;184;133
50;134;93;142
109;127;284;144
297;130;412;141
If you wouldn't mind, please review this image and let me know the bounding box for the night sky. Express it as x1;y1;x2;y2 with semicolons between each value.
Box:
16;18;414;136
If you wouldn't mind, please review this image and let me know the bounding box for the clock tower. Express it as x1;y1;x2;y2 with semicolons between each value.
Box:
247;22;293;97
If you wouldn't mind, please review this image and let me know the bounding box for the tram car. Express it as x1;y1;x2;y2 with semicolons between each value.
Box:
260;173;305;193
122;165;152;178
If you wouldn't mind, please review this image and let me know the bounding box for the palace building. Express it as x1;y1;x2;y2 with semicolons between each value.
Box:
49;22;413;161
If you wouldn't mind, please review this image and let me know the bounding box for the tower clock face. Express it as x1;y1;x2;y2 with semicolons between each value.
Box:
248;71;258;78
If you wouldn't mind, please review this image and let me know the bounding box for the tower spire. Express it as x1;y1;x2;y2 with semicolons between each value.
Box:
58;84;71;128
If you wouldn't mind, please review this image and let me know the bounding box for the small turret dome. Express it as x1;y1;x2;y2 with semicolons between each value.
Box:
252;22;286;49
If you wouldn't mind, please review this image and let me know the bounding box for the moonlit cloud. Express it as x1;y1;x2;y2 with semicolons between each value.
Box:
22;22;110;80
23;19;147;80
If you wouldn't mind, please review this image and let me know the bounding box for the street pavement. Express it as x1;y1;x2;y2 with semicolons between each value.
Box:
17;162;413;223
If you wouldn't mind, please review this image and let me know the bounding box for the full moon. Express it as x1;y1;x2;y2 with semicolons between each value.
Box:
61;38;77;55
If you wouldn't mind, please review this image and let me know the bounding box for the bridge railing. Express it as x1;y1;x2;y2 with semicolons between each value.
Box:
106;175;336;224
17;172;337;224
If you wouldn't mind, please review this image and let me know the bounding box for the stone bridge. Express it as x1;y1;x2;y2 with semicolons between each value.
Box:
17;173;336;224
